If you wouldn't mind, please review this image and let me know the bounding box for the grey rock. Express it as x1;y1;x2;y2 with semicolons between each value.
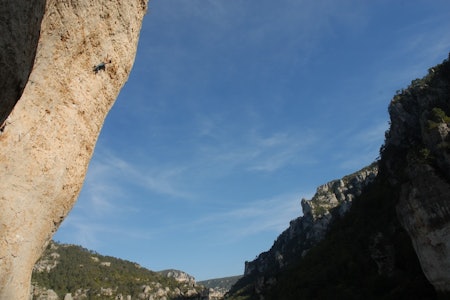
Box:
384;54;450;292
244;163;378;277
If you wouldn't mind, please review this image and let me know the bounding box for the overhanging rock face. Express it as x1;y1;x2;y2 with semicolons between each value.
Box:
0;1;148;298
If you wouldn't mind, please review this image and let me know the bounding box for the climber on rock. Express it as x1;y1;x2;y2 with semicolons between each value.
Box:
93;59;112;74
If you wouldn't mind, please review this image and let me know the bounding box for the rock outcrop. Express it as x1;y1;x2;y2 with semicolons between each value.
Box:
244;163;378;277
198;275;243;300
159;269;197;286
227;55;450;299
383;54;450;292
0;0;148;299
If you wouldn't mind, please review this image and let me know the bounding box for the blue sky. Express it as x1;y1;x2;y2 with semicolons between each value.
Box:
55;0;450;281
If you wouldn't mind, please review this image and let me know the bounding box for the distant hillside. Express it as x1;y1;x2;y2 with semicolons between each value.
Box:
198;276;243;295
31;241;208;299
158;269;197;286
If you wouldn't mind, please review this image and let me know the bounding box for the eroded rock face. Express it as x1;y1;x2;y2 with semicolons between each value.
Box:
397;164;450;291
0;0;148;298
383;54;450;292
244;163;378;277
160;269;197;286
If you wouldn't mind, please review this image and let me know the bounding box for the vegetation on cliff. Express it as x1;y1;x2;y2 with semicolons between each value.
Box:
29;51;450;300
228;176;435;299
226;55;450;300
198;276;243;295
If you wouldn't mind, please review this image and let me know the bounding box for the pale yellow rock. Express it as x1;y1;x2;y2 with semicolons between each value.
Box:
0;0;148;298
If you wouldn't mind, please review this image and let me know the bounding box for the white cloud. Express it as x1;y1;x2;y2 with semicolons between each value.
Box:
247;132;319;172
86;150;193;200
187;192;308;243
192;118;321;175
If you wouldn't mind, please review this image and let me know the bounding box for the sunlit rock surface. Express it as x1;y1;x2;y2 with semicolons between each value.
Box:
0;0;148;298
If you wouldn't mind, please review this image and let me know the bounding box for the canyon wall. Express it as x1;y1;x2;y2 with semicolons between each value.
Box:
383;55;450;292
228;56;450;299
0;0;148;298
242;164;378;278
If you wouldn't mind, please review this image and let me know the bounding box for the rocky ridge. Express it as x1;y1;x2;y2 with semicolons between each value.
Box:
227;54;450;299
383;53;450;292
158;269;197;286
198;276;243;300
243;163;378;278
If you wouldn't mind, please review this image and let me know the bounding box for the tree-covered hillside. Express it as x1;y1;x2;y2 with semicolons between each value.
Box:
31;241;207;299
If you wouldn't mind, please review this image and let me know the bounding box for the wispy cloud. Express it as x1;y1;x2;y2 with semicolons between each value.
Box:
57;214;156;250
87;150;193;200
333;121;388;170
191;110;321;174
194;129;320;175
55;150;196;248
188;192;307;243
247;132;319;172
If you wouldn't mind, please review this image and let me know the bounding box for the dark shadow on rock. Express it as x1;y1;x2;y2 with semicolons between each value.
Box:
0;0;46;126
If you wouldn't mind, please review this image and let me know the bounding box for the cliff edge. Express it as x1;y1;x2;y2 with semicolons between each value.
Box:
0;0;148;299
243;164;378;278
383;53;450;292
227;55;450;299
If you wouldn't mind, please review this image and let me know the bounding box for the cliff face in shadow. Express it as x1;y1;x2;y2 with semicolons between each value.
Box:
0;0;46;126
243;164;378;279
227;55;450;300
383;54;450;292
0;1;148;299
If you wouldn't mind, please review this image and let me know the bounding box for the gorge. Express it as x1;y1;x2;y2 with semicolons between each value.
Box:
1;1;449;299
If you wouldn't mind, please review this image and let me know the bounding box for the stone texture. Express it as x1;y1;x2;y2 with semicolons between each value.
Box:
64;294;73;300
0;0;148;299
397;164;450;291
244;163;378;277
229;56;450;299
36;289;59;300
159;269;197;285
383;54;450;292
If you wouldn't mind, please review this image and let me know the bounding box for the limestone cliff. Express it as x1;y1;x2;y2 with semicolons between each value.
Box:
0;0;148;299
228;56;450;299
198;276;243;300
244;163;378;278
383;53;450;292
158;269;197;286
